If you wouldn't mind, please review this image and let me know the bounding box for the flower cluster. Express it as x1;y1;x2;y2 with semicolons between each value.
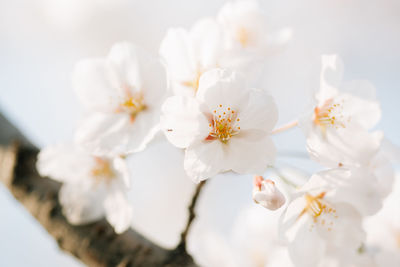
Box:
37;42;167;233
278;55;396;267
35;0;399;266
159;0;291;96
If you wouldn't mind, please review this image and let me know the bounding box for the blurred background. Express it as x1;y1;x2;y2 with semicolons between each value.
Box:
0;0;399;266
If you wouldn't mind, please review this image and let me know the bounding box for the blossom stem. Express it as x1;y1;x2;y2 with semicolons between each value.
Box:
271;120;298;135
178;180;207;250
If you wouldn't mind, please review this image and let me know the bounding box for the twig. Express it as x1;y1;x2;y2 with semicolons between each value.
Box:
178;181;207;250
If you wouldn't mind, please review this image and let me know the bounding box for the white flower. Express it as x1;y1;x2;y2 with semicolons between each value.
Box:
188;207;293;267
217;0;292;70
188;223;237;267
160;68;278;182
73;42;167;156
300;55;382;168
36;144;133;234
232;206;293;267
252;175;286;210
159;0;291;97
159;18;222;96
365;174;400;258
280;169;376;267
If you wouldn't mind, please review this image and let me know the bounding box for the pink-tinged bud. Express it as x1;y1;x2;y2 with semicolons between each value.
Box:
254;175;264;189
252;176;285;210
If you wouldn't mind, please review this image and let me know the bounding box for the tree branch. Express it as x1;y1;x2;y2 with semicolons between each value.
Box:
178;181;207;250
0;112;197;267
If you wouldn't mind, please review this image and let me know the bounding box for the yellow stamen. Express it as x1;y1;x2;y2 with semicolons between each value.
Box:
91;157;115;183
237;27;249;48
207;105;240;143
116;92;147;122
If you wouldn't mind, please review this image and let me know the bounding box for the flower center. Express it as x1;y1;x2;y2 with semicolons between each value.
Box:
207;104;240;143
182;70;202;92
298;192;337;231
237;27;249;48
313;98;349;132
116;92;147;123
91;157;115;183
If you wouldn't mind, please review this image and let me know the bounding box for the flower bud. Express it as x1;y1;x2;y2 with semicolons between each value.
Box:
252;176;285;210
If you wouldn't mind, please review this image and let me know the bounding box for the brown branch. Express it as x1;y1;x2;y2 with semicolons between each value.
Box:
0;112;197;267
177;180;207;251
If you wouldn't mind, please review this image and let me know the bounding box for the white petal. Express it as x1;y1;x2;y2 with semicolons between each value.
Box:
227;132;276;174
59;181;106;225
190;18;222;70
125;109;161;154
217;0;265;45
107;42;142;91
341;79;377;100
160;96;209;148
316;54;344;102
72;58;120;111
315;202;365;249
196;69;250;112
329;169;383;216
75;112;131;156
159;28;197;93
307;128;383;168
339;91;381;130
184;140;226;182
75;110;159;156
112;157;131;188
288;219;326;267
104;190;133;234
372;152;395;198
238;88;278;132
109;42;167;106
37;143;94;183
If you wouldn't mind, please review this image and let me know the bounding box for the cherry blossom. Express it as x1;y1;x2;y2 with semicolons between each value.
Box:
300;55;382;168
159;0;291;97
232;207;293;267
160;68;278;182
217;0;292;70
280;169;378;267
37;144;133;234
73;42;167;156
365;174;400;267
159;18;222;96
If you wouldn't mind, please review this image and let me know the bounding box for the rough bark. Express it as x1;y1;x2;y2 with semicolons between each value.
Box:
0;113;197;267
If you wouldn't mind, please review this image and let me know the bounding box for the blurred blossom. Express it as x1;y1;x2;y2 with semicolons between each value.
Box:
365;174;400;267
159;0;291;96
188;206;293;267
217;0;292;71
37;143;133;234
299;55;383;169
74;42;167;157
126;140;196;247
37;0;127;31
231;207;293;267
159;18;222;96
281;169;377;267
